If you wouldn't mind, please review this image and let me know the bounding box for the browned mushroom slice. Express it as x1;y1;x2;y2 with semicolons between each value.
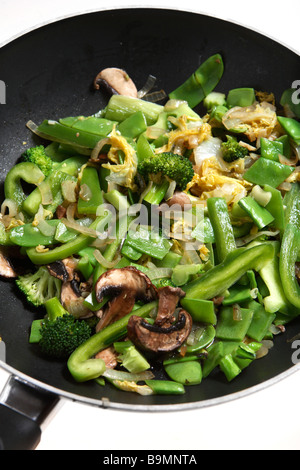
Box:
93;68;138;97
95;346;118;369
127;309;193;354
47;258;79;282
94;266;158;330
60;280;92;318
155;286;186;327
0;249;17;278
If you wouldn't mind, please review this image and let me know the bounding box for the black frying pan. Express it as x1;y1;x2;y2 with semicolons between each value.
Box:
0;7;300;450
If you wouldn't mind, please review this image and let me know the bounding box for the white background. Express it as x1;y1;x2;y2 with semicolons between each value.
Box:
0;0;300;451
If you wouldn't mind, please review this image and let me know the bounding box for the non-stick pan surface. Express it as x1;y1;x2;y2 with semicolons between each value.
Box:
0;8;300;412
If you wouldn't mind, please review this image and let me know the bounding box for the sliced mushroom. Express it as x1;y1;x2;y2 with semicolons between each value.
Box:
155;286;186;327
127;284;192;354
165;191;192;210
47;258;79;283
60;280;93;318
0;248;17;278
127;309;193;354
94;266;158;330
95;346;118;369
94;68;138;97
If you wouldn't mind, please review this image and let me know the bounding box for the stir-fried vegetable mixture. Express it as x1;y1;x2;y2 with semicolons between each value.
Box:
1;55;300;396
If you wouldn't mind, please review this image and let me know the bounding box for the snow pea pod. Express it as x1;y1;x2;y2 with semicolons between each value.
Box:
243;157;294;188
77;166;103;216
277;116;300;145
279;223;300;309
169;54;224;108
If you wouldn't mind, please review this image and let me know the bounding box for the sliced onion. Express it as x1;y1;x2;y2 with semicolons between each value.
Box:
93;248;121;268
278;153;299;166
37;219;56;237
165;180;177;201
61;217;100;238
148;267;172;280
137;75;156;98
90;137;110;161
1;198;18;217
255;340;274;359
102;369;154;382
235;230;279;247
61;180;77;203
143;90;167;103
145;126;166;139
79;183;92;201
38;181;53;205
233;303;242;321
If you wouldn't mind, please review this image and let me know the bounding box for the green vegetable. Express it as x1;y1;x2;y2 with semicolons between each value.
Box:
221;135;248;163
181;243;274;304
114;341;150;373
144;380;185;395
4;162;45;210
206;197;236;263
22;145;56;176
181;298;217;324
277;116;300;145
68;301;158;382
104;95;163;125
238;197;274;230
171;264;202;287
184;324;216;353
226;88;256;108
260;138;284;162
117;111;147;139
279;223;300;309
77;166;103;215
124;226;173;260
39;313;92;359
16;266;61;307
203;92;226;110
246;300;276;342
215;306;254;342
280;88;300;119
169;54;224;108
243;157;294;188
138;151;195;191
26;212;111;265
164;359;202;385
143;180;170;206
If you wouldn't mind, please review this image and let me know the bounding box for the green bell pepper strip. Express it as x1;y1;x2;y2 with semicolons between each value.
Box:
238;196;274;230
263;184;285;235
181;243;275;304
168;54;224;109
279;223;300;309
68;300;158;382
26;212;111;265
206;197;236;263
246;300;276;342
243;157;294;188
283;182;300;229
77;166;103;215
22;156;87;216
277;116;300;145
4;162;45;209
226;88;256;108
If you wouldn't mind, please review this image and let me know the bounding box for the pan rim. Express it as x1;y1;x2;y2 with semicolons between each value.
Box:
0;4;299;56
1;358;300;412
1;5;300;412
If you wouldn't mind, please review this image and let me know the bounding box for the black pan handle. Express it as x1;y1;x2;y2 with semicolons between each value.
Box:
0;374;59;450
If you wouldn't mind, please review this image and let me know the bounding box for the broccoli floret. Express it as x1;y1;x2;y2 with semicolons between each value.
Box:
138;152;194;191
16;266;61;307
22;145;54;177
221;135;248;163
39;314;92;359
